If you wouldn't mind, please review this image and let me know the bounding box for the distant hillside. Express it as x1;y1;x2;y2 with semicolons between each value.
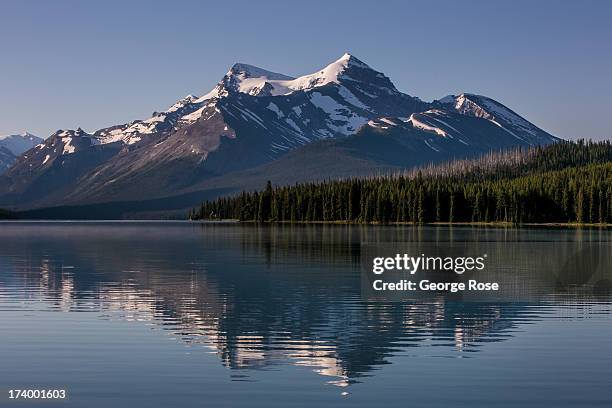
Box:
193;140;612;225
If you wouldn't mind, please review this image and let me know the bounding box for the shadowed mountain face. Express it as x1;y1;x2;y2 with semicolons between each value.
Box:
0;54;557;215
0;132;42;175
0;146;16;174
0;132;42;155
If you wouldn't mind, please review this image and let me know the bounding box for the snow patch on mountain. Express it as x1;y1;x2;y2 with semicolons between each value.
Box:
309;92;368;135
180;106;205;123
62;137;76;154
408;113;450;137
266;102;284;118
424;139;441;152
424;110;462;135
380;118;399;126
284;118;303;134
470;96;537;135
367;117;400;129
337;86;369;109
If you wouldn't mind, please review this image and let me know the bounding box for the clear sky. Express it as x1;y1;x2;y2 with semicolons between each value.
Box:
1;0;611;140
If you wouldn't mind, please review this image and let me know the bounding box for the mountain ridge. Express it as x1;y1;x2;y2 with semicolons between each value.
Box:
0;132;43;175
0;54;559;215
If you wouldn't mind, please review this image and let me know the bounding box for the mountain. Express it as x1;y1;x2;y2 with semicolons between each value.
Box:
0;146;17;174
0;132;42;174
0;131;43;155
162;101;559;203
0;54;558;216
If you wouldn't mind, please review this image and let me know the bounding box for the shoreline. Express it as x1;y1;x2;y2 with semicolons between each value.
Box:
192;220;612;228
3;218;611;228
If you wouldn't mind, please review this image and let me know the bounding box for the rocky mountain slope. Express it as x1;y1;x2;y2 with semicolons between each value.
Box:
0;147;16;174
0;132;42;174
0;132;42;155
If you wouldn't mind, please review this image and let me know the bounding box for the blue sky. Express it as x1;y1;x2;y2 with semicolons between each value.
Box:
1;0;611;140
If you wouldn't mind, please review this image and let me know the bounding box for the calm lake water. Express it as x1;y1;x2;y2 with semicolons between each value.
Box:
1;222;611;407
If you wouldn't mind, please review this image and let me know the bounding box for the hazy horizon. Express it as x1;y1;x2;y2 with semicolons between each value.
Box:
1;0;611;140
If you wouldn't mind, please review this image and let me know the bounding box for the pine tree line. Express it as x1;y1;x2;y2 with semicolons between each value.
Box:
402;139;612;181
191;140;612;224
0;208;17;219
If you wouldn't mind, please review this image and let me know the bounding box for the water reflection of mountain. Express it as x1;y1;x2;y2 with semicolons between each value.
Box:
1;223;611;387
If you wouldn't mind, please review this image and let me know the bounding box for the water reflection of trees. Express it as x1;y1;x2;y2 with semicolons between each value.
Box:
1;223;611;387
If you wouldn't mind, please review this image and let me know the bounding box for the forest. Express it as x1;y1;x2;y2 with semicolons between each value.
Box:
191;140;612;225
0;208;17;219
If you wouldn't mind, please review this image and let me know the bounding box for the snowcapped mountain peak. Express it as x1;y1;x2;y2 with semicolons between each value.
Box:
199;53;388;99
285;53;374;92
166;94;198;113
437;93;558;144
74;127;87;136
322;52;357;72
199;63;291;98
0;131;43;156
20;131;38;139
439;93;497;121
441;93;532;127
336;52;370;69
217;63;295;97
52;129;70;137
0;131;40;141
227;63;293;81
52;128;91;139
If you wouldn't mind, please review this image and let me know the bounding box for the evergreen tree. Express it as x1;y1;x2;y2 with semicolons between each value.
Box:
191;141;612;226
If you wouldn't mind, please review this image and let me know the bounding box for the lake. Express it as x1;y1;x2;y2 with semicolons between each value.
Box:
1;222;611;407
